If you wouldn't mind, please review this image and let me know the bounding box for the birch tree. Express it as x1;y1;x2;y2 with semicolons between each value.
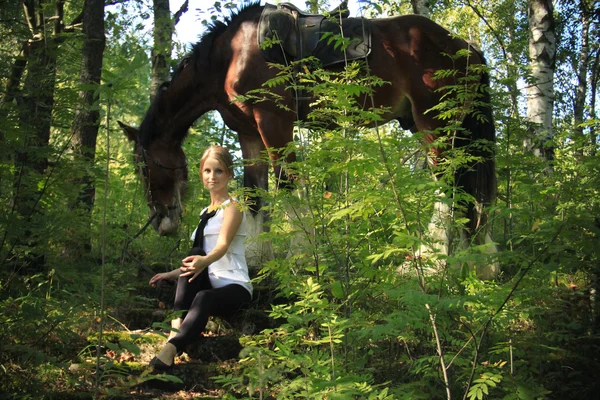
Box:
573;0;596;154
591;48;599;153
525;0;556;161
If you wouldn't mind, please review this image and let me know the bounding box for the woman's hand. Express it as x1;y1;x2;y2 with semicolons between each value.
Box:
149;272;169;287
149;269;181;287
180;255;210;282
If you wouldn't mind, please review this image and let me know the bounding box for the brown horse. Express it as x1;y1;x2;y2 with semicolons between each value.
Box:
120;2;496;245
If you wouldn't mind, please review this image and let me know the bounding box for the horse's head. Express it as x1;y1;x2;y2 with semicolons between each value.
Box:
119;120;188;236
118;50;215;236
118;20;239;234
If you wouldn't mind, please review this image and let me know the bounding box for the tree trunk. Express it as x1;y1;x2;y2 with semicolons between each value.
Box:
525;0;556;161
18;0;64;178
11;0;64;271
410;0;431;17
573;0;591;156
150;0;174;101
591;50;599;155
0;43;28;108
587;9;599;332
0;42;28;199
68;0;106;257
149;0;189;99
17;40;56;178
502;4;522;249
71;0;106;212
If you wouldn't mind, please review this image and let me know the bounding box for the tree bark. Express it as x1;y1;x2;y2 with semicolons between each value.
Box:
150;0;174;101
149;0;189;100
70;0;106;214
17;0;63;177
573;0;591;155
17;0;64;185
0;43;28;109
410;0;432;18
525;0;556;161
500;2;522;248
591;49;599;154
0;42;29;199
11;0;64;270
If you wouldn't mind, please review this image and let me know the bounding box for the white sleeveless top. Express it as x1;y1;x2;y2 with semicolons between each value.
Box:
191;199;253;296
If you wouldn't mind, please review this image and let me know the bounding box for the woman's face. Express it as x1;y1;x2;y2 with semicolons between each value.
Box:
201;156;231;192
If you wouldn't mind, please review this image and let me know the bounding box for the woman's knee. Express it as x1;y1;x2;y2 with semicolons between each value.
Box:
191;290;216;309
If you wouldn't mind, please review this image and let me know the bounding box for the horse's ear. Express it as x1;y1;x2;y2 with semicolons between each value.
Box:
118;121;139;143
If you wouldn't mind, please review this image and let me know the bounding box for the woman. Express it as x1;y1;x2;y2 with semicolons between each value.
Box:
148;145;253;370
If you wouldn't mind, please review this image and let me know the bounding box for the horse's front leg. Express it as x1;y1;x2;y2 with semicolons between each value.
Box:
238;132;273;269
251;106;318;265
252;107;297;190
238;132;269;211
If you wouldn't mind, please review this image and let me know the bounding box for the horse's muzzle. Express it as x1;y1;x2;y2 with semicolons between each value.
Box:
151;205;181;236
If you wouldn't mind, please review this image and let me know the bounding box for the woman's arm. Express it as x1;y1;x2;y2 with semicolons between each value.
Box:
180;202;243;281
149;268;181;287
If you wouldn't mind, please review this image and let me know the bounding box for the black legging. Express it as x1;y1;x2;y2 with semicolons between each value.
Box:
168;250;251;351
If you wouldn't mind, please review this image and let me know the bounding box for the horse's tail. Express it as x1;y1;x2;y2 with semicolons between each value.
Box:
456;70;497;238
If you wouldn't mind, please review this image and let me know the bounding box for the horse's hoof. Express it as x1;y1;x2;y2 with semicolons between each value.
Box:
149;357;173;372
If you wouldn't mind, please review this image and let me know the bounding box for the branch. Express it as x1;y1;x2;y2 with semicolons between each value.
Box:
69;11;84;27
63;23;83;33
22;0;36;35
426;303;452;400
462;0;508;62
31;319;65;348
173;0;189;26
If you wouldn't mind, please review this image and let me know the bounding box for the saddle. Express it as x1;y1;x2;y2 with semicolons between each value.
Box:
258;1;371;67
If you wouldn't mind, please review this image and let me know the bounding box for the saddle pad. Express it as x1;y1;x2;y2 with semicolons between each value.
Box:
258;3;371;67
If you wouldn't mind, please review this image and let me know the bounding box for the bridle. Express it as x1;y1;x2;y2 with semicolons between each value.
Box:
142;147;188;171
138;146;188;212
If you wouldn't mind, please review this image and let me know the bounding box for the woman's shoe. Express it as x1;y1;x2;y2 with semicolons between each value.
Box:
149;357;173;371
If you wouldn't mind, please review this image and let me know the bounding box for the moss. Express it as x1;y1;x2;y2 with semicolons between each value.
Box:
87;331;164;346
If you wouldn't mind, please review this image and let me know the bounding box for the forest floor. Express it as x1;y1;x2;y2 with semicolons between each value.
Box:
44;282;276;399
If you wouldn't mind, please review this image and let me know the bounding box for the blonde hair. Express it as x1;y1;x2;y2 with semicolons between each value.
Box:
199;145;235;178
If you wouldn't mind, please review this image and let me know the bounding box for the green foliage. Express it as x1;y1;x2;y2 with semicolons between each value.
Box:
0;1;599;399
215;37;600;398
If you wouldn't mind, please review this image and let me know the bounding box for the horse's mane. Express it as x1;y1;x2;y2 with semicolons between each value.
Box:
139;1;262;148
172;1;262;82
